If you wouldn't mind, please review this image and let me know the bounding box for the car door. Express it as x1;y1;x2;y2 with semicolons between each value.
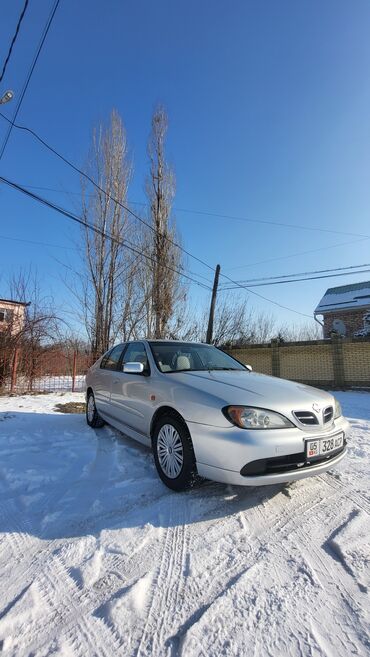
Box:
110;341;153;437
93;344;126;416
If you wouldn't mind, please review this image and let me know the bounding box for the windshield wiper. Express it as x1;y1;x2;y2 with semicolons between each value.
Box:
164;367;241;374
165;368;202;374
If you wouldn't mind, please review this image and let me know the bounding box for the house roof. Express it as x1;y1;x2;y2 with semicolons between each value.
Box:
315;281;370;314
0;298;30;307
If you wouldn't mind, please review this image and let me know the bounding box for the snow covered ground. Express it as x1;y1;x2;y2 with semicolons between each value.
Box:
0;390;369;657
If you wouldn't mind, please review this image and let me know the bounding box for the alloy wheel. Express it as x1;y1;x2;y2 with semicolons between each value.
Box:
157;423;184;479
87;394;95;422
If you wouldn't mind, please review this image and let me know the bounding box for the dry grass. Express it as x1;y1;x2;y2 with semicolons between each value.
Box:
54;402;86;414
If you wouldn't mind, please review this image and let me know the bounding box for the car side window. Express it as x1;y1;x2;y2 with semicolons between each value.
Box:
123;342;150;373
101;344;125;371
100;349;113;369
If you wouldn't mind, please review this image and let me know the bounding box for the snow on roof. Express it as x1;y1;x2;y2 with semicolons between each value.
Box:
315;280;370;314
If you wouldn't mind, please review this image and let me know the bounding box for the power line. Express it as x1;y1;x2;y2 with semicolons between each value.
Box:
0;11;336;321
224;237;370;272
0;175;317;318
0;114;329;320
11;181;370;281
171;206;370;239
221;269;370;289
0;176;212;292
0;111;216;276
0;232;75;250
219;262;370;287
11;183;370;246
123;198;370;241
0;0;60;161
0;229;213;284
7;228;364;292
10;183;87;196
1;109;370;277
219;275;315;318
0;0;30;84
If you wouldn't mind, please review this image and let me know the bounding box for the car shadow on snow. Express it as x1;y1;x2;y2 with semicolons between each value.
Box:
0;411;286;541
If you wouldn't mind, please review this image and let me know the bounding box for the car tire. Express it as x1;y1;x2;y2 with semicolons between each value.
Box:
86;391;105;428
152;413;199;491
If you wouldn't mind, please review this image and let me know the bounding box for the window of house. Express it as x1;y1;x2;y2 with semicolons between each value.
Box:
0;308;13;323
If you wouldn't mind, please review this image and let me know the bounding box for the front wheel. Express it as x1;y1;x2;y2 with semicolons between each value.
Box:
152;414;199;491
86;391;105;428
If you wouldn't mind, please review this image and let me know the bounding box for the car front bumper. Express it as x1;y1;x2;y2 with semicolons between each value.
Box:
188;415;349;486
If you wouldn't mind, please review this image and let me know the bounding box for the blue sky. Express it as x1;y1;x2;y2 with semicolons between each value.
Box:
1;0;370;334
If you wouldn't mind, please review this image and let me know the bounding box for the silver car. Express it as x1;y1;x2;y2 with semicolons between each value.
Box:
85;340;349;491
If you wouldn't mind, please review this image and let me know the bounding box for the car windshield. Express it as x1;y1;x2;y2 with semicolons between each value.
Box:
148;342;247;373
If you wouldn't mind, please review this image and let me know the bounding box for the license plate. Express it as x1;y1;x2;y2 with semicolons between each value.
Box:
306;432;344;459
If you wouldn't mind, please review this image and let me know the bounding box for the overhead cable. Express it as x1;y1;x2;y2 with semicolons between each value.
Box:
219;262;370;287
0;174;318;318
0;175;212;291
221;269;370;289
0;0;60;160
0;0;30;84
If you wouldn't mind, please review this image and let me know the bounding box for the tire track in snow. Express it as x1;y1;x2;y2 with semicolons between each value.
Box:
318;471;370;515
285;516;370;655
153;522;190;655
1;502;173;656
135;500;190;657
3;541;125;657
0;423;164;656
0;479;170;618
2;394;370;657
0;424;103;606
0;421;166;611
163;477;370;657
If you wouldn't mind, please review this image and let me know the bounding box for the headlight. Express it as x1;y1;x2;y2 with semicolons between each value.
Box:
334;399;342;419
223;406;294;430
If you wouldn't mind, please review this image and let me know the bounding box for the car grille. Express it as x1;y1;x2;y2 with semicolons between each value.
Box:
240;442;346;477
323;406;333;424
293;411;319;425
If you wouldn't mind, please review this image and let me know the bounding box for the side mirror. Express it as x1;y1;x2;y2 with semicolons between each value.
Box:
246;364;253;372
123;362;144;374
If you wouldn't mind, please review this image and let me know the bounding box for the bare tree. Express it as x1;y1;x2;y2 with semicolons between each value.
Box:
146;106;182;338
0;269;62;390
276;321;322;342
210;296;250;347
251;311;276;343
77;110;137;355
8;268;60;347
161;293;276;347
197;295;275;347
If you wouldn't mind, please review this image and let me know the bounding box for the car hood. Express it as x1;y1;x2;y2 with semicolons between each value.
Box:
171;369;333;410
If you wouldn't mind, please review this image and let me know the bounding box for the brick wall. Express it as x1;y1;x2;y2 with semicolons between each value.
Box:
228;337;370;388
323;309;369;338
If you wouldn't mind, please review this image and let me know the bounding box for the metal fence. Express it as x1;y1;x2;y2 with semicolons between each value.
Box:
228;336;370;388
0;347;94;394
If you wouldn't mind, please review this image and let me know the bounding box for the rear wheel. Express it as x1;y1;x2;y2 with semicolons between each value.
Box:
86;391;105;428
152;414;199;491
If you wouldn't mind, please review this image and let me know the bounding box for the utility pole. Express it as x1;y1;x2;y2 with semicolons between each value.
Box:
206;264;220;344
